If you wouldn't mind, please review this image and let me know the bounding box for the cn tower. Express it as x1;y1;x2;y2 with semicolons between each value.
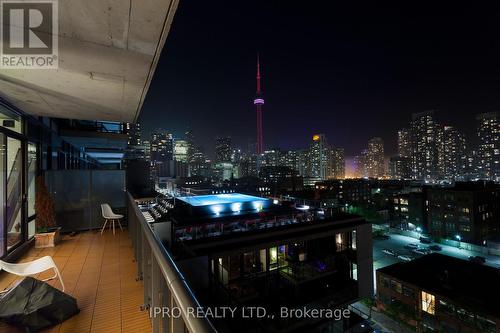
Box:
254;54;264;155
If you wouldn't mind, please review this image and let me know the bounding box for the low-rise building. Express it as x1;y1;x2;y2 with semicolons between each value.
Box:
377;253;499;333
315;179;372;205
426;181;500;245
157;193;374;332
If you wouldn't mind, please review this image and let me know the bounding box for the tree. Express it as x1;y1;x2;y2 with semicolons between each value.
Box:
35;176;56;233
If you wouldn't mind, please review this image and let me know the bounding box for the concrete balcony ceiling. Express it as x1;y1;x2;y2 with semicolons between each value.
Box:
0;0;179;122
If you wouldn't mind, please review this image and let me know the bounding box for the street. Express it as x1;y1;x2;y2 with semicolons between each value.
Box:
372;232;500;291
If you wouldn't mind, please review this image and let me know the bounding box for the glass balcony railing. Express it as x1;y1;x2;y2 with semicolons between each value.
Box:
174;213;315;242
59;119;125;134
127;192;217;333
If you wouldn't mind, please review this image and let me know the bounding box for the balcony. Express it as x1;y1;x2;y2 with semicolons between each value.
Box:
0;230;150;333
0;0;187;330
0;192;217;333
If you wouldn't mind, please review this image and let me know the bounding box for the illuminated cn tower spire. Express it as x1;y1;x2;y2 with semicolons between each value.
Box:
254;54;264;154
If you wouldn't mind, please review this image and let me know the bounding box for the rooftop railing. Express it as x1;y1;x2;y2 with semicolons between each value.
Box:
127;192;217;333
174;212;315;242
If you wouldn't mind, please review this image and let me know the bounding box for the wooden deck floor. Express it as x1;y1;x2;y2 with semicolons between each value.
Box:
0;230;152;333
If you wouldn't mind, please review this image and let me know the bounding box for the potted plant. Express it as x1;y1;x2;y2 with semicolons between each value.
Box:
34;175;61;248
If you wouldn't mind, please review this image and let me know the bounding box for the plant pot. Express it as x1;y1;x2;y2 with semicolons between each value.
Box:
34;227;61;248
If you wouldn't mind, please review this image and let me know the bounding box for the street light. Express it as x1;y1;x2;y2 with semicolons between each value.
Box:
416;226;422;240
455;234;461;249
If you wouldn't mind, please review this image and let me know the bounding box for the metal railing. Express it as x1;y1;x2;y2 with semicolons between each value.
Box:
62;119;125;133
127;192;217;333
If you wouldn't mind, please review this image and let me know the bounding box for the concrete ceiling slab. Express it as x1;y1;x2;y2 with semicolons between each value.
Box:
0;0;179;122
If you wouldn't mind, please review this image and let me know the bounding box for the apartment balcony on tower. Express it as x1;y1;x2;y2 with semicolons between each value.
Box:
0;1;377;332
0;0;214;332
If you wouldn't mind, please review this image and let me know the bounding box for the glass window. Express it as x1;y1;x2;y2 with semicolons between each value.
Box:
352;262;357;281
214;257;229;285
336;233;345;251
26;143;38;238
243;252;256;274
28;219;36;239
458;215;470;223
403;285;415;298
381;276;390;288
390;279;402;293
27;143;37;217
260;249;267;272
278;245;288;268
421;291;435;315
269;246;278;270
459;225;471;232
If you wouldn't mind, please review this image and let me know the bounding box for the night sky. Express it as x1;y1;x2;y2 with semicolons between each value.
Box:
139;1;500;158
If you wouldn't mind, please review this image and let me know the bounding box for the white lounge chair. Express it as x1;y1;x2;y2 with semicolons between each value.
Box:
101;203;124;235
0;256;65;292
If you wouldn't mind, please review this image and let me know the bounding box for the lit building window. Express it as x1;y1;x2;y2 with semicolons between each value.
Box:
421;291;435;314
336;233;343;246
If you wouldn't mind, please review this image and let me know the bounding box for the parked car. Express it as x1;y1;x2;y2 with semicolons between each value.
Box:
468;256;486;264
428;245;442;251
404;243;419;250
382;249;397;256
419;236;432;244
412;248;431;255
397;255;412;262
374;234;391;240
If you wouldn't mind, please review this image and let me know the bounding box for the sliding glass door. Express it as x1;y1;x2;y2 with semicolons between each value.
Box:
27;143;37;238
6;137;23;251
1;104;33;258
0;133;5;257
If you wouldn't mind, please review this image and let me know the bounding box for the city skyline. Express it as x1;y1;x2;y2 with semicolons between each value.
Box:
138;1;500;158
137;109;494;179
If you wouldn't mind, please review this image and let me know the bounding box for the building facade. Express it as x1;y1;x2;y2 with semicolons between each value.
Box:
389;156;411;180
411;111;443;182
366;137;385;179
441;126;467;181
309;134;329;180
328;147;345;179
397;128;412;158
215;136;232;163
426;182;500;245
377;254;499;333
476;112;500;182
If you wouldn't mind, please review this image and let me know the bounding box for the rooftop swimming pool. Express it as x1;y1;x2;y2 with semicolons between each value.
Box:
176;193;269;207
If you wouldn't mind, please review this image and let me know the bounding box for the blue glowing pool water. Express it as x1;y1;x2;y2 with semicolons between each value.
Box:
176;193;268;207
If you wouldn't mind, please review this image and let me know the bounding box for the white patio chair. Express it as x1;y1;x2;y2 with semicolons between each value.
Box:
0;256;65;292
101;203;124;235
